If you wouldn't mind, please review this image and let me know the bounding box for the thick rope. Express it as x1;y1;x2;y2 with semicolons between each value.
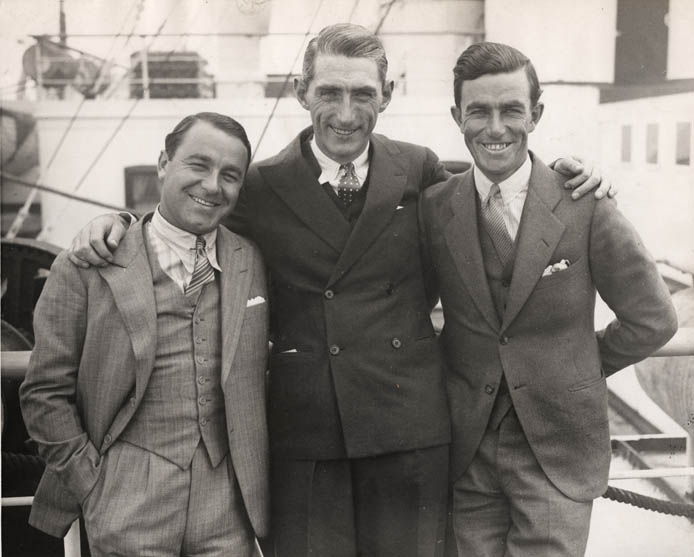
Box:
603;485;694;519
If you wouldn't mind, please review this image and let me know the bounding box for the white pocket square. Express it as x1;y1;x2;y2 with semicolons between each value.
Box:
246;296;266;307
396;205;405;210
542;259;571;277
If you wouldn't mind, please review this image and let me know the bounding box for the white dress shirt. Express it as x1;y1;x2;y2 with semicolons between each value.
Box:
474;155;532;241
146;207;222;292
310;136;370;191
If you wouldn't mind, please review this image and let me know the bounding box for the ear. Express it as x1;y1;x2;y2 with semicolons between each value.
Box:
528;102;544;132
294;77;309;110
157;150;169;180
379;80;394;112
450;106;463;128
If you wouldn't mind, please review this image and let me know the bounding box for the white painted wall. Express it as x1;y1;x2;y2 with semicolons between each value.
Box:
667;0;694;80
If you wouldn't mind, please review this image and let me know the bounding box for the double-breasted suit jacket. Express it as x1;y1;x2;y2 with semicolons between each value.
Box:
421;154;677;501
20;218;270;538
230;127;451;460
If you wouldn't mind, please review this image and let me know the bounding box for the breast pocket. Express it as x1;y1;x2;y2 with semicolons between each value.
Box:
535;256;584;291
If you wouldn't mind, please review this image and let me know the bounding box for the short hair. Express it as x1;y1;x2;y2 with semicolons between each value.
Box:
164;112;252;169
452;42;542;109
301;23;389;89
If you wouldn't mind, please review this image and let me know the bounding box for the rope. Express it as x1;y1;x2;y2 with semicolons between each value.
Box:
603;485;694;519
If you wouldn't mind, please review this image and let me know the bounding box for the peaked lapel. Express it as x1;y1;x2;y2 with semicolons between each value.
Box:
97;217;157;399
502;158;565;330
443;172;500;332
327;134;408;285
217;226;253;387
258;128;351;254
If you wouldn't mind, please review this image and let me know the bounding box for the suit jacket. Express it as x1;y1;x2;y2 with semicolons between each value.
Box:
20;218;270;538
228;127;451;460
421;154;677;501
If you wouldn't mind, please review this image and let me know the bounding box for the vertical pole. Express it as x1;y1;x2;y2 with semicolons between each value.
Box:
141;43;150;99
63;520;82;557
34;40;43;100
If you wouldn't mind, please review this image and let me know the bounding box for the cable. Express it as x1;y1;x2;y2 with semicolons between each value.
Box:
603;485;694;519
374;0;398;35
1;172;135;213
250;0;326;162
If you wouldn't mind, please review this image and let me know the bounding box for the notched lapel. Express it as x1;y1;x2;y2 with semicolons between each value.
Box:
259;134;350;254
328;136;407;284
502;166;565;330
443;174;500;331
97;220;157;396
218;229;253;387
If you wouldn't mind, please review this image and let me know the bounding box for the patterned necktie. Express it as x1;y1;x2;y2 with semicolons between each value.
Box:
482;183;514;264
186;236;215;295
337;162;360;206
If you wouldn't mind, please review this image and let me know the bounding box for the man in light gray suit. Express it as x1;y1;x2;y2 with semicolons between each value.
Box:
20;112;269;556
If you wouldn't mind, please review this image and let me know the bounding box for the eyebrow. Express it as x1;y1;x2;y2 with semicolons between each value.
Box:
465;100;526;111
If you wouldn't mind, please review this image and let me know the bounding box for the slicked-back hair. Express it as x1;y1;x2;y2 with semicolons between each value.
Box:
452;42;542;109
164;112;252;169
301;23;389;90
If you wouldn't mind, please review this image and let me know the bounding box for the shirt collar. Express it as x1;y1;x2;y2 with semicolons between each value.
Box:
310;136;370;187
150;207;222;273
474;155;531;205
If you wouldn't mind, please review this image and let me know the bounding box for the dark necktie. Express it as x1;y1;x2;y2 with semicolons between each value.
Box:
186;236;215;295
482;183;514;264
337;162;360;206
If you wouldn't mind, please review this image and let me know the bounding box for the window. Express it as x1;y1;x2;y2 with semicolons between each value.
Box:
124;165;159;215
676;122;691;165
646;123;658;164
621;125;631;162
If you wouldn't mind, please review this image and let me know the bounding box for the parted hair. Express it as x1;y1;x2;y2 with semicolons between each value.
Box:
300;23;389;90
453;42;542;109
164;112;252;169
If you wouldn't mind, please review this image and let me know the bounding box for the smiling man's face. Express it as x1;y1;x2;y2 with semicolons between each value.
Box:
157;121;248;235
295;54;392;164
451;69;543;183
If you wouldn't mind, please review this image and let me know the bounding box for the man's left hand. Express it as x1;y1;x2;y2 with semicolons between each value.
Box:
552;156;618;200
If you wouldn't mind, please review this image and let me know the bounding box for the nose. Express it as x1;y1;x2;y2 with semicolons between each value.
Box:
487;111;505;137
200;171;221;194
336;98;355;124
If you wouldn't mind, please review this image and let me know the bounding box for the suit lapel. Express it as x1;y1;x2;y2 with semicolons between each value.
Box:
258;129;351;254
218;227;253;387
328;135;408;285
502;159;565;330
443;173;500;331
97;218;157;398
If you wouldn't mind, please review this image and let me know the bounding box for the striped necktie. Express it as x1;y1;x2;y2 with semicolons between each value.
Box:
337;162;360;206
186;236;215;295
482;183;514;264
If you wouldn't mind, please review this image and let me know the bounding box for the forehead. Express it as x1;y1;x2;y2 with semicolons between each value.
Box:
459;69;532;106
311;54;381;90
174;121;247;164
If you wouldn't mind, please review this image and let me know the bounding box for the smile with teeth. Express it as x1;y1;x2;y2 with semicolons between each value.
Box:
331;126;357;136
482;142;511;151
190;194;219;207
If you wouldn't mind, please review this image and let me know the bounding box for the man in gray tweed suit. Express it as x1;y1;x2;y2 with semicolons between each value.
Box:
20;112;269;556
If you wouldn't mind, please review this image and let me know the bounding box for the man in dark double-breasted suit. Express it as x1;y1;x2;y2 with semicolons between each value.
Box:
421;42;678;556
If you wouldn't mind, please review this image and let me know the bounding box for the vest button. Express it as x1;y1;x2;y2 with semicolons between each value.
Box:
501;279;510;287
200;417;208;426
104;434;112;444
485;384;495;395
391;337;402;349
196;356;205;364
197;376;206;385
324;289;335;299
499;336;509;345
329;345;340;356
198;396;208;405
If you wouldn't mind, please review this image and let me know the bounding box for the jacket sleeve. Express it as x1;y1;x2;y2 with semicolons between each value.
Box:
589;198;678;375
19;252;103;504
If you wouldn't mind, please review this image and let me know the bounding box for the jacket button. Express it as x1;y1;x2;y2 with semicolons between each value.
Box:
391;338;402;349
329;345;340;355
501;279;510;287
104;434;112;444
499;336;509;345
130;397;136;407
324;289;335;299
485;384;495;395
